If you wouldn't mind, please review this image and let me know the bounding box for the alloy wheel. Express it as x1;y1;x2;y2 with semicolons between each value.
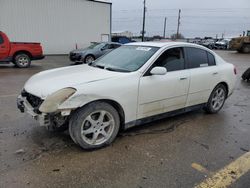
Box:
18;56;29;66
211;87;226;111
80;110;115;146
85;56;95;64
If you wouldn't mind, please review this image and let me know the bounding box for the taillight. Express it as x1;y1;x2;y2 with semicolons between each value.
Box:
234;66;237;75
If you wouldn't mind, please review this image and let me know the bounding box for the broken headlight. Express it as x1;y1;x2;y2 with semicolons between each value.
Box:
39;88;76;113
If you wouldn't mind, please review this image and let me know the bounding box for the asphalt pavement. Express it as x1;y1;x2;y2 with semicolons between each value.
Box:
0;51;250;188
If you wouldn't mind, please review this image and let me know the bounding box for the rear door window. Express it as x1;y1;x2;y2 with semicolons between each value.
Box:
185;47;209;68
207;52;216;66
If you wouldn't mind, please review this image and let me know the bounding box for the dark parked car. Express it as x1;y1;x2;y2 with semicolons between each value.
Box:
112;36;134;44
69;42;121;64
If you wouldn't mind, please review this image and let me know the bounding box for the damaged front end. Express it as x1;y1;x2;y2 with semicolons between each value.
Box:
17;88;76;128
17;90;51;126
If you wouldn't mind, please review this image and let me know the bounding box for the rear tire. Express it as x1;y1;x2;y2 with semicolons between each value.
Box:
242;68;250;81
69;102;120;150
204;84;227;114
14;53;31;68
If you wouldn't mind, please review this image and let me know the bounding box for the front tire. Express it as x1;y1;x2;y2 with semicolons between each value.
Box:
242;44;250;53
69;102;120;150
84;55;95;64
14;53;31;68
204;84;227;114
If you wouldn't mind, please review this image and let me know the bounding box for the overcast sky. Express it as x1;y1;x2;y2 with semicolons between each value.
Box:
112;0;250;38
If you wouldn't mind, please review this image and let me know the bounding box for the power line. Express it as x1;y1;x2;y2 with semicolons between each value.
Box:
113;7;250;13
113;16;250;20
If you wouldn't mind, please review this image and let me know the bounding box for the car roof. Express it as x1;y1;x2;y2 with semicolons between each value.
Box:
109;42;123;45
91;42;122;46
126;41;205;49
101;42;122;45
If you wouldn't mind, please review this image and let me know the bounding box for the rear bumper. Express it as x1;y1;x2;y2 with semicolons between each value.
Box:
31;55;45;61
17;95;50;126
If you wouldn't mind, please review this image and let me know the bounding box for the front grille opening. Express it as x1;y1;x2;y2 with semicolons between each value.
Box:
22;90;43;109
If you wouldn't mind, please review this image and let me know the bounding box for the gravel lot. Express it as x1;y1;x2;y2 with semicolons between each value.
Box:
0;51;250;188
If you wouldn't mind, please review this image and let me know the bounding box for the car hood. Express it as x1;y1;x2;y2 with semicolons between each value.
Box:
24;65;121;99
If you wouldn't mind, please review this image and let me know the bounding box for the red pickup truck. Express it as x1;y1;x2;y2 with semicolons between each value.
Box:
0;31;44;68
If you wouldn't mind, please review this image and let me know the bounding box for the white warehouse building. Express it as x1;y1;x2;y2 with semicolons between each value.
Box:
0;0;112;54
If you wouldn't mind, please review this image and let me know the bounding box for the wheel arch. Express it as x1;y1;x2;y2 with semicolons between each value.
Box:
12;50;32;61
215;82;229;97
84;54;95;59
74;99;126;131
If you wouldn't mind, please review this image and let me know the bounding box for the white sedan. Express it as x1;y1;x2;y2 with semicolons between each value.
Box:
17;42;237;150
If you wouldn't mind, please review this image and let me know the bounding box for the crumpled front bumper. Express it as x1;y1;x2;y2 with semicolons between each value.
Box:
17;95;51;126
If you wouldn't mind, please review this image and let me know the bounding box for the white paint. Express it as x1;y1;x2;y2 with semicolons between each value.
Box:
20;42;237;125
0;0;111;54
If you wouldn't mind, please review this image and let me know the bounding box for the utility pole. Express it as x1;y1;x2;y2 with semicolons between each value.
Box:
163;17;167;38
176;9;181;39
142;0;146;41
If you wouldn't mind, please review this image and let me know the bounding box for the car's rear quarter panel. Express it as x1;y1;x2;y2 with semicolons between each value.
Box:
10;43;43;57
219;63;237;96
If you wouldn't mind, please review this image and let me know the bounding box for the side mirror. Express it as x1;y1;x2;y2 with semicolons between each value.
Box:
150;67;167;75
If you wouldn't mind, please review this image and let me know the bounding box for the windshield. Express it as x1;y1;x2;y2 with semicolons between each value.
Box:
90;45;159;72
87;43;106;49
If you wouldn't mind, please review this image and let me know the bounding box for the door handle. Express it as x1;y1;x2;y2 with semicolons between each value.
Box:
212;72;218;75
180;77;188;80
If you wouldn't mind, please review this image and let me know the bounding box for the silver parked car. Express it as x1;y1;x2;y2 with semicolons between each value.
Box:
69;42;122;64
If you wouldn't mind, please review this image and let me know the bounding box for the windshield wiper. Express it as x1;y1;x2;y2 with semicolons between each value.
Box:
95;65;105;69
89;63;105;69
89;63;130;72
105;67;131;73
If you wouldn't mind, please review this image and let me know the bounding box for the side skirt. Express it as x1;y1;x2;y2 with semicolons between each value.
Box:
124;103;206;129
0;57;12;63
